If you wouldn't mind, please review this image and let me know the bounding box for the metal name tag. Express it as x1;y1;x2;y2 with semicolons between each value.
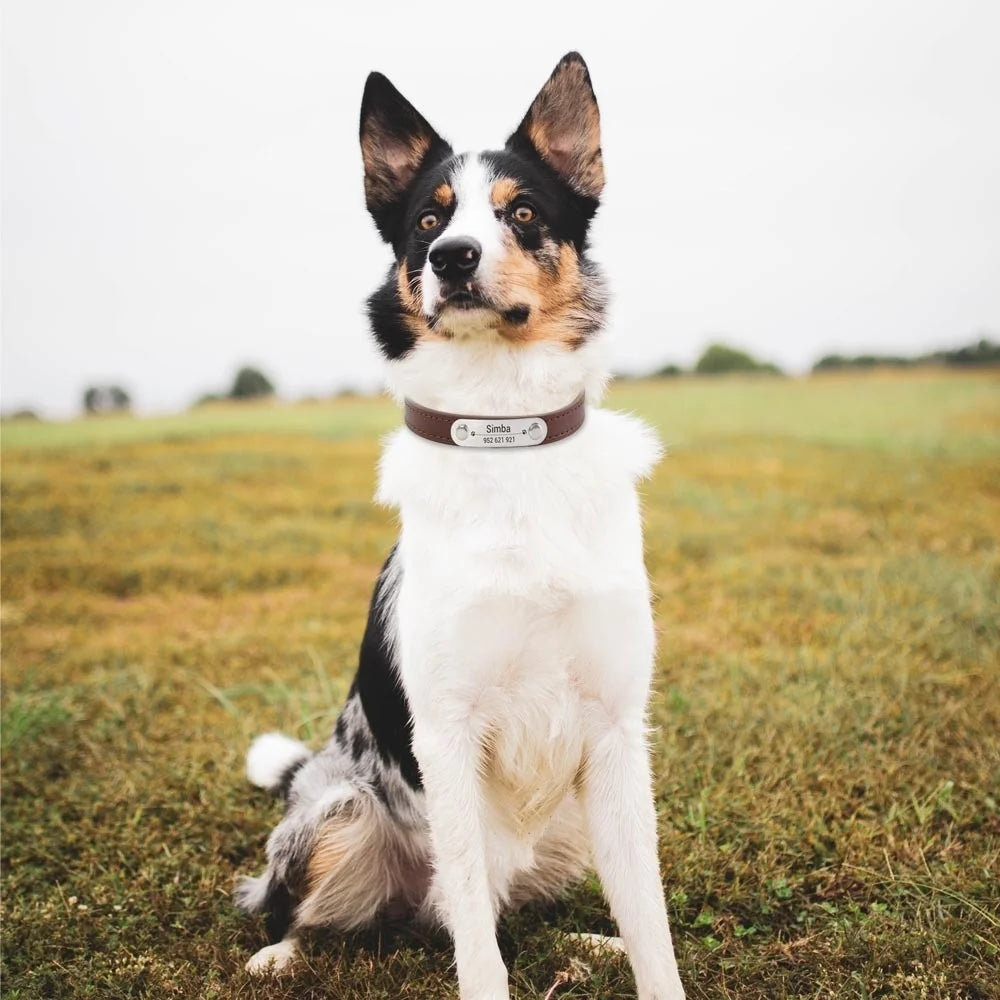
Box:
450;416;548;448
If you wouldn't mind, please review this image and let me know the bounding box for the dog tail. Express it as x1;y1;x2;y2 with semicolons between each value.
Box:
246;732;311;795
233;872;272;913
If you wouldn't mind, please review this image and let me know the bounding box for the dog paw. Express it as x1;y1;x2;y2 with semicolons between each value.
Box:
561;931;626;955
245;940;298;976
639;980;686;1000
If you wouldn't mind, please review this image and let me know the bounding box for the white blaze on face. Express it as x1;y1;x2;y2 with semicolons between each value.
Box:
421;155;506;321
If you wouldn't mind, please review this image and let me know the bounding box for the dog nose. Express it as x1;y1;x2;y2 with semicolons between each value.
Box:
428;238;482;281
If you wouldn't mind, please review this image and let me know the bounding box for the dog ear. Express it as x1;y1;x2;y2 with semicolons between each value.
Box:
507;52;604;200
360;73;451;238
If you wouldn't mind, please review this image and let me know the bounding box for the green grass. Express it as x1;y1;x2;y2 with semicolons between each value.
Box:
0;395;398;452
2;371;998;999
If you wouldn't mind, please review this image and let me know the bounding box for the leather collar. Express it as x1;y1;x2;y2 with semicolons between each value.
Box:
403;392;585;448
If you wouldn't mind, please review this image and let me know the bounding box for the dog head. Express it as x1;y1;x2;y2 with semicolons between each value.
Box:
360;53;607;360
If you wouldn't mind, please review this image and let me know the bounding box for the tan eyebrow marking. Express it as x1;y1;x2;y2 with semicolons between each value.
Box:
490;177;520;210
432;183;455;207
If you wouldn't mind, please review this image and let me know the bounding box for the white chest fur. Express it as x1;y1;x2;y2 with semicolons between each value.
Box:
377;403;661;835
379;407;660;603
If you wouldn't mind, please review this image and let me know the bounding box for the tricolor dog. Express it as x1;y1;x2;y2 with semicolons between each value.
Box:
236;52;686;1000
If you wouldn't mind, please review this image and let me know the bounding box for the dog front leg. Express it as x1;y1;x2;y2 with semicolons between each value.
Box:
581;710;685;1000
412;721;510;1000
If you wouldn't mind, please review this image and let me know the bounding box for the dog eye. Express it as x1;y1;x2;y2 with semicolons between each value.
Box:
418;212;440;231
512;203;536;224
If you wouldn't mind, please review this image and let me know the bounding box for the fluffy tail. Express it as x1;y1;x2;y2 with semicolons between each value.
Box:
245;732;311;794
233;872;271;913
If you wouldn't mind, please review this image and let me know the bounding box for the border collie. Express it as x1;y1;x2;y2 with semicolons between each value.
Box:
236;52;686;1000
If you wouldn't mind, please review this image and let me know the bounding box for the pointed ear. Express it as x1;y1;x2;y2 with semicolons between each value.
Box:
507;52;604;200
360;72;451;235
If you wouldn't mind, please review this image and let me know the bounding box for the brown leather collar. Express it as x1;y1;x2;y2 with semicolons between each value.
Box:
404;392;586;448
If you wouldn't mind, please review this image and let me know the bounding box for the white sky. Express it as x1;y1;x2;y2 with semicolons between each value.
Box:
3;0;999;417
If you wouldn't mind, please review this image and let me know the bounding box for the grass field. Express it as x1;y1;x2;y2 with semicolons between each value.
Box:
2;371;998;999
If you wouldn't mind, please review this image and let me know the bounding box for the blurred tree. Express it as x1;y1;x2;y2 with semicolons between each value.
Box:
230;366;275;399
813;354;848;371
695;343;781;375
192;392;225;407
654;363;685;377
941;338;1000;366
110;385;131;409
83;385;131;414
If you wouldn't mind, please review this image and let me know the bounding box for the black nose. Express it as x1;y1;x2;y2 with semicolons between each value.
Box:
429;237;482;281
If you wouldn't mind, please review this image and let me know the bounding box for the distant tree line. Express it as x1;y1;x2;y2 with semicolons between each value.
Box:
813;337;1000;372
648;335;999;378
76;366;278;417
10;336;997;423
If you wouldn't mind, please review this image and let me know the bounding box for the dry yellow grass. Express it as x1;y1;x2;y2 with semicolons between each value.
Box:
2;371;998;999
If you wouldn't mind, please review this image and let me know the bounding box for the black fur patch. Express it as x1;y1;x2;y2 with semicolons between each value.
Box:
481;147;599;253
263;878;296;943
366;276;418;360
351;726;370;763
365;155;465;359
350;550;422;789
398;154;463;260
276;758;307;801
503;305;530;326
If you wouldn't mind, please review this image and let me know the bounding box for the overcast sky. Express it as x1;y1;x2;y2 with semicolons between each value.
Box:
3;0;999;417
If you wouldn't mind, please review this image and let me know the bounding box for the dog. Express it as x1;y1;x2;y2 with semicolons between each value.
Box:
235;52;686;1000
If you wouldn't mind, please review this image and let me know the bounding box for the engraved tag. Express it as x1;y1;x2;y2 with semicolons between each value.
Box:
450;416;548;448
